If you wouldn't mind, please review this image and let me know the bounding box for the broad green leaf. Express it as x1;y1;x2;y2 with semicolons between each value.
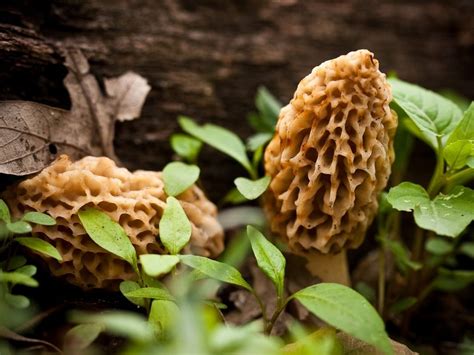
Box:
388;297;417;315
22;212;55;226
389;78;463;149
386;182;429;212
5;293;30;309
70;311;154;342
162;162;200;197
246;225;285;298
234;176;270;200
64;323;104;351
247;133;273;152
433;269;474;291
0;199;10;223
120;280;146;308
425;238;453;255
459;242;474;258
178;116;253;174
0;270;38;287
124;287;175;301
179;255;252;291
170;133;203;162
15;265;37;277
149;299;179;340
6;221;32;234
388;183;474;237
439;90;471;111
446;102;474;144
443;140;474;170
140;254;179;277
78;208;137;272
6;255;27;270
16;237;62;261
292;283;392;355
159;197;192;255
413;186;474;237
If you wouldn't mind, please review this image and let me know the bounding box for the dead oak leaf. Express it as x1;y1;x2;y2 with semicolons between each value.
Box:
0;48;150;175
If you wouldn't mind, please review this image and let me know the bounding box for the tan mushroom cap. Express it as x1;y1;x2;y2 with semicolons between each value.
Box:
3;155;224;289
264;50;397;255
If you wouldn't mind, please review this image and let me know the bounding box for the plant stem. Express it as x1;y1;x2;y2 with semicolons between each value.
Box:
377;245;385;316
264;299;289;335
445;168;474;191
427;138;445;197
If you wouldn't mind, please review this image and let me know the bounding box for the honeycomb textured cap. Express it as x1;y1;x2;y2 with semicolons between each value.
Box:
264;50;397;254
3;155;224;289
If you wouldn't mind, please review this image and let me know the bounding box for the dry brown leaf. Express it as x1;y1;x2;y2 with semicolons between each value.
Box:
0;48;150;175
337;332;418;355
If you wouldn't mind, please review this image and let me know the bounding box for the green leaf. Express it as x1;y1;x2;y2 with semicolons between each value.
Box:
0;271;38;287
388;297;417;315
413;186;474;237
119;280;146;308
159;197;192;255
16;237;62;261
425;238;453;255
22;212;55;226
439;90;471;111
70;311;154;342
388;183;474;238
389;78;463;150
221;188;248;205
292;283;393;355
5;293;30;309
247;133;273;152
234;176;270;200
459;242;474;258
433;269;474;291
446;102;474;144
6;221;32;234
378;238;421;273
254;86;281;132
179;255;252;291
124;287;175;301
6;256;27;271
178;116;253;175
246;225;285;298
386;182;429;212
443;140;474;170
0;199;10;223
354;282;376;304
162;162;200;197
64;323;104;351
170;133;203;162
140;254;180;277
78;208;138;272
149;300;179;340
15;265;37;277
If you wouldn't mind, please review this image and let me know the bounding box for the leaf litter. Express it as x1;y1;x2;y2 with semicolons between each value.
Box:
0;48;150;175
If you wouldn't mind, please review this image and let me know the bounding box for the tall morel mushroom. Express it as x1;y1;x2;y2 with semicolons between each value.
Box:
264;50;397;284
3;155;224;289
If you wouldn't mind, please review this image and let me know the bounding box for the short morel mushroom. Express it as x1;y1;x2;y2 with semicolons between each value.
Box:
3;155;224;289
264;50;397;284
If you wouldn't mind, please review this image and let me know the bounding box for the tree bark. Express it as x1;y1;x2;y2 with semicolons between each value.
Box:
1;0;473;199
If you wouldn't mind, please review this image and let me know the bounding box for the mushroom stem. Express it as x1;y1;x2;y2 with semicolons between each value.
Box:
305;250;350;286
